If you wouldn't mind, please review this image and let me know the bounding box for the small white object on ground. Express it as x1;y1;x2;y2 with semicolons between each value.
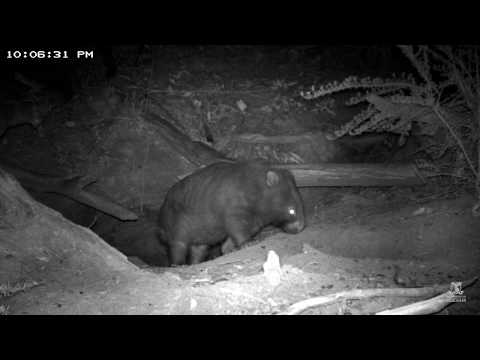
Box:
302;243;316;254
412;207;433;216
236;99;247;112
263;250;282;286
190;298;197;310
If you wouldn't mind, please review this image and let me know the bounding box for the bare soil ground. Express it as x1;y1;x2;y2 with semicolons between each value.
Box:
4;189;479;315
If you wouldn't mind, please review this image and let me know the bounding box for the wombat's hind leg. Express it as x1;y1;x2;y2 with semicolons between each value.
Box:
189;244;209;264
169;242;189;266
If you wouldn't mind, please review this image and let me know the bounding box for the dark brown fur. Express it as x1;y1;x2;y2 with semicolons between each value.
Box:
158;161;305;266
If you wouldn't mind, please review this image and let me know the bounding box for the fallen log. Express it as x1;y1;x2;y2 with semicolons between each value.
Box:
133;115;424;188
272;163;424;187
0;161;138;221
279;277;477;315
143;111;228;167
228;132;389;146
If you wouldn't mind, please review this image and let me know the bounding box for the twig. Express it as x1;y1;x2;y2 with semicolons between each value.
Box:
87;214;99;229
432;105;478;179
376;291;458;315
279;277;477;315
377;277;477;314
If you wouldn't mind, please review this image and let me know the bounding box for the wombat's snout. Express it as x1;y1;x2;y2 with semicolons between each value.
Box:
282;218;305;234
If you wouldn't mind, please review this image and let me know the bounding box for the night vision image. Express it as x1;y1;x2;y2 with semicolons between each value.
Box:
0;45;478;315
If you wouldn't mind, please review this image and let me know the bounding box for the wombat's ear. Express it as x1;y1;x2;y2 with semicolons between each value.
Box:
266;171;280;187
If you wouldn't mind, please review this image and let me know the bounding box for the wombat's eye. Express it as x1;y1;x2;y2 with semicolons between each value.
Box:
288;207;296;216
